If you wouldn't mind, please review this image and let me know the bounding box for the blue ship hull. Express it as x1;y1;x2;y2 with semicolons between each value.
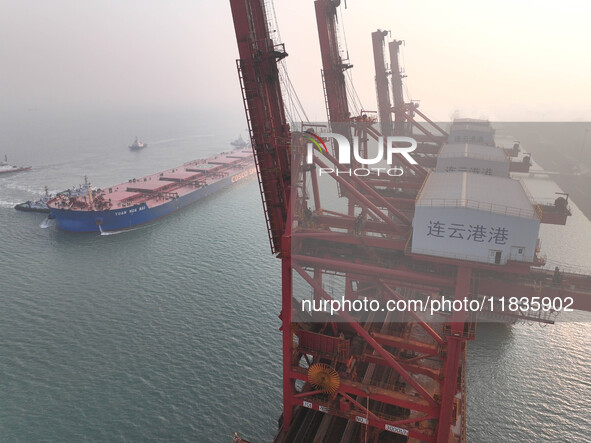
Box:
49;172;250;232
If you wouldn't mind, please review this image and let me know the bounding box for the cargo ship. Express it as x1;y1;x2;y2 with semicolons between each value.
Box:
47;147;255;232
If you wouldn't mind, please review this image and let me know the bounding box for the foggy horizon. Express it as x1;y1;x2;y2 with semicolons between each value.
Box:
1;0;590;121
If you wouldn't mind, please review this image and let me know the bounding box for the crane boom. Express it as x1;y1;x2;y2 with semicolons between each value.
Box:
315;0;352;122
372;29;393;136
230;0;291;254
230;0;297;434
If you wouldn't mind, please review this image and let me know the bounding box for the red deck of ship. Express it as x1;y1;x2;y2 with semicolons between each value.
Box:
47;150;254;211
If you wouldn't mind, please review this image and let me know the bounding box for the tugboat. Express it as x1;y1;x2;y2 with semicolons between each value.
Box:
0;155;32;174
129;136;147;151
232;433;253;443
15;186;52;213
230;135;248;149
15;177;96;214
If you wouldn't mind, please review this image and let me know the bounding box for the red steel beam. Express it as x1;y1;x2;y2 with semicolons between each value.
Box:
292;395;436;442
313;158;407;233
413;107;449;137
315;0;350;122
310;165;322;211
294;264;440;409
313;152;412;226
388;414;437;428
404;112;442;145
289;369;434;414
404;351;439;364
371;332;440;356
296;215;404;237
293;255;456;290
388;39;407;137
436;266;471;442
293;231;407;250
293;389;325;398
372;29;393;136
340;391;381;422
363;354;441;380
381;283;446;345
230;0;291;253
280;204;294;428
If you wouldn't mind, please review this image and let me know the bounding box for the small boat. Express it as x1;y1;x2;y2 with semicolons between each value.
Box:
232;433;252;443
0;155;32;174
129;137;147;151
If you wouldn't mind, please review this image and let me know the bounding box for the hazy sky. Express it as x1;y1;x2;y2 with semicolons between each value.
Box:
1;0;590;121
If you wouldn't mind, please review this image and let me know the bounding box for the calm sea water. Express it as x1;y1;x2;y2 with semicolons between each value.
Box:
0;109;589;441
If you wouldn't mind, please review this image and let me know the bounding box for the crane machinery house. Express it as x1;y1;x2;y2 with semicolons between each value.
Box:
448;119;496;146
435;143;510;177
411;172;541;265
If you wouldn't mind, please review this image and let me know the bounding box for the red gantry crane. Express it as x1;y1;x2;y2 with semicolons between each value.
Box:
315;0;351;124
372;29;447;150
229;0;295;431
372;29;393;137
230;1;591;442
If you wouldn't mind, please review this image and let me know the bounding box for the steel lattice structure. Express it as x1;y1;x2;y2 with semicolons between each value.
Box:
230;1;591;441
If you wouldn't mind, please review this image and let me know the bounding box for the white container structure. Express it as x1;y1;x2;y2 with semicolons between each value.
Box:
448;119;495;146
411;172;541;265
435;143;510;177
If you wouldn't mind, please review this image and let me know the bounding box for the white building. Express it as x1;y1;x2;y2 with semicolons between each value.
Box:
435;143;510;177
411;172;541;265
448;120;495;146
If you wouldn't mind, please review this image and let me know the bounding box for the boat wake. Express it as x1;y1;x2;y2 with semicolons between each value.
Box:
0;200;18;208
39;217;53;229
99;225;143;236
150;134;213;145
2;182;41;193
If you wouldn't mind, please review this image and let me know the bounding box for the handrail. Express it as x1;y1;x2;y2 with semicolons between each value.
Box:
518;180;543;219
415;197;539;219
437;150;508;163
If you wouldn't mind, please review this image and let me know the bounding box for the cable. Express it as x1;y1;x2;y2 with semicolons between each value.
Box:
267;0;310;124
338;4;365;115
347;70;364;114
